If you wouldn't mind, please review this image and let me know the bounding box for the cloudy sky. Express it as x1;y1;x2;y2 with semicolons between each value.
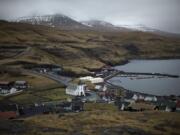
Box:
0;0;180;33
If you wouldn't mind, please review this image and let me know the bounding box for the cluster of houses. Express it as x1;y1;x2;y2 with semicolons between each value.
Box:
1;65;180;120
65;76;109;102
0;81;28;96
65;74;180;112
66;76;105;97
116;91;180;112
0;97;84;119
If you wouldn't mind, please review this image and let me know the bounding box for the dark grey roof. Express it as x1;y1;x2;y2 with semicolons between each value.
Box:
0;104;18;112
15;81;27;84
125;92;134;99
155;99;176;107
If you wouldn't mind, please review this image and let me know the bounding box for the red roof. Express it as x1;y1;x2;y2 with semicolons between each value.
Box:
0;111;17;119
176;100;180;108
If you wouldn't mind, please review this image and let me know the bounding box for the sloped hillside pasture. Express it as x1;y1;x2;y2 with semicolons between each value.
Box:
0;21;180;75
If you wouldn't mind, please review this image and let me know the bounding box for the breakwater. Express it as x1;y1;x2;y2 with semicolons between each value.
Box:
105;70;179;81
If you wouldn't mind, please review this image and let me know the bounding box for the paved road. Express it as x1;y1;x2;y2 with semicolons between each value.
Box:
24;70;72;86
47;72;72;86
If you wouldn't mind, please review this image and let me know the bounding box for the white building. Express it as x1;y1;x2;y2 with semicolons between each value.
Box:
95;85;107;91
15;81;28;89
66;84;86;96
132;94;138;101
79;76;104;84
144;96;157;102
9;88;17;94
139;95;145;100
0;87;17;95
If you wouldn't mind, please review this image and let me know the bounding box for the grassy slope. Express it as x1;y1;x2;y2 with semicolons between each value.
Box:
0;103;180;135
0;21;180;75
0;70;67;105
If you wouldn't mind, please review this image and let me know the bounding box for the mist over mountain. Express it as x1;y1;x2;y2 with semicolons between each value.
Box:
81;20;130;32
0;0;180;34
14;14;180;37
15;14;132;31
16;14;87;29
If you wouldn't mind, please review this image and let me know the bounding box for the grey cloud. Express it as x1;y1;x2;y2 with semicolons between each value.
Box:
0;0;180;33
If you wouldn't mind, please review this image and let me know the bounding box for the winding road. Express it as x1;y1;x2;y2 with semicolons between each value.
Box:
24;69;72;86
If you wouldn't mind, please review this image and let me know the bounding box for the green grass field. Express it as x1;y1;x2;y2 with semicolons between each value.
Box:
6;87;69;105
0;70;68;105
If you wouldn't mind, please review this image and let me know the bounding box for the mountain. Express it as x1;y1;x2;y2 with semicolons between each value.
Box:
16;14;87;29
15;14;180;36
117;24;157;32
118;24;180;37
16;15;130;31
81;20;130;32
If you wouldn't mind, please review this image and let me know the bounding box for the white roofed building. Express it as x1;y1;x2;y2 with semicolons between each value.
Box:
79;76;104;84
144;96;157;102
66;83;86;96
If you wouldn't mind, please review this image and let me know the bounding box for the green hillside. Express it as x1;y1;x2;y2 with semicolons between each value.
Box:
0;21;180;75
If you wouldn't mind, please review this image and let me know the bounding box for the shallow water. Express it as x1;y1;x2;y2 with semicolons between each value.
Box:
109;59;180;96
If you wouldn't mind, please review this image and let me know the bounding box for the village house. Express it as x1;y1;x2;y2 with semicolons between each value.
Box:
144;96;157;102
0;81;28;96
80;91;100;102
41;98;84;113
0;81;14;89
115;91;160;111
18;105;52;116
132;94;138;101
66;83;86;96
119;101;130;111
116;96;157;111
124;92;136;103
165;101;176;112
33;64;62;74
79;76;104;84
14;80;28;89
131;93;157;102
154;98;176;112
176;100;180;112
0;87;17;95
95;84;107;91
71;97;84;111
0;104;19;119
0;81;17;95
115;96;130;111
